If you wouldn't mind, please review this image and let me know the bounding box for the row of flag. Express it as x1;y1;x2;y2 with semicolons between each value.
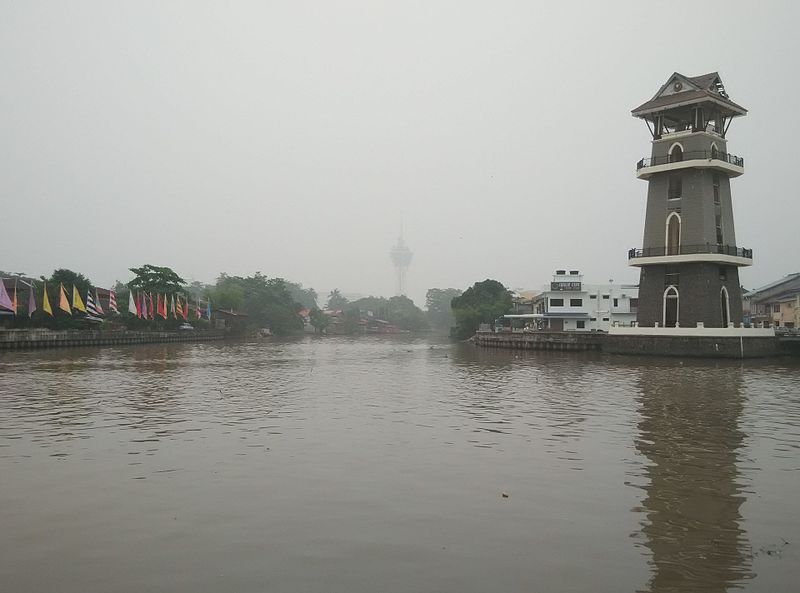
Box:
0;279;212;322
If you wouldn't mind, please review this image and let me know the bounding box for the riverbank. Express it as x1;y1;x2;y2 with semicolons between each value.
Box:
472;330;787;358
0;328;228;350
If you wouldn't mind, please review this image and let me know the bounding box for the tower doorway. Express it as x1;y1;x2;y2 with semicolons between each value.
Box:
663;286;679;327
720;286;731;327
666;213;681;256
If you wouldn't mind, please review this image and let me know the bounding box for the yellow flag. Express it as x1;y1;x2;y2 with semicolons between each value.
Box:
59;283;71;314
72;285;86;312
43;282;53;316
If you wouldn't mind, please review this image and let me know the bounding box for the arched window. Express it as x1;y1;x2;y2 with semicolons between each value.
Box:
666;212;681;255
663;286;679;328
669;143;683;163
720;286;731;327
711;143;719;159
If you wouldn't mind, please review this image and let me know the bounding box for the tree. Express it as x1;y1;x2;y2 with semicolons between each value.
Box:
128;265;186;294
425;288;462;332
450;279;513;339
309;308;330;334
326;289;349;311
210;273;303;336
287;282;319;310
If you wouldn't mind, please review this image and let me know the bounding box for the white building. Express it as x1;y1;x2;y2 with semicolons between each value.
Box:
505;269;639;332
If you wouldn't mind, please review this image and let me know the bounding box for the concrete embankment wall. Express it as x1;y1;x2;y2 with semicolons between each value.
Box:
0;329;227;351
603;334;778;358
473;331;604;351
473;331;781;358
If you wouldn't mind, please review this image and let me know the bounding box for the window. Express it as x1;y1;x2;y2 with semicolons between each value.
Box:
613;298;618;307
576;321;585;329
719;267;727;281
666;212;681;255
590;294;597;299
668;174;682;199
630;298;639;310
590;317;597;321
665;266;680;287
602;295;610;300
602;317;609;322
713;174;721;205
669;144;683;163
550;298;564;307
774;304;781;313
716;214;724;245
570;298;582;307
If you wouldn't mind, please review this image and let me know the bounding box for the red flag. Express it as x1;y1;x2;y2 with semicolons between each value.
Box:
148;293;154;319
137;292;143;318
182;297;188;320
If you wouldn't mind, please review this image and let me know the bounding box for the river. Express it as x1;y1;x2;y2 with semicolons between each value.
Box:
1;337;798;592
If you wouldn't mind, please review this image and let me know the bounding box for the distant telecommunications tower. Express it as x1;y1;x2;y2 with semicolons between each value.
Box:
390;232;413;296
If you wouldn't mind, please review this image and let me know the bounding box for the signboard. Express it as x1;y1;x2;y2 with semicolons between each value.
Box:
551;282;582;292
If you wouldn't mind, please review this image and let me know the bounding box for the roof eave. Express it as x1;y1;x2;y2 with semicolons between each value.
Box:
632;95;747;119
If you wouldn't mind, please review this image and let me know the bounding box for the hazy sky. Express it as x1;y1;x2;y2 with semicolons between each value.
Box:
2;1;798;306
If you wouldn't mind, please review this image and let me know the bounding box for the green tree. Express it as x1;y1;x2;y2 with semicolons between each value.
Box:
425;288;462;332
326;289;349;311
309;308;330;334
450;279;513;339
210;273;303;336
128;265;186;294
287;282;319;310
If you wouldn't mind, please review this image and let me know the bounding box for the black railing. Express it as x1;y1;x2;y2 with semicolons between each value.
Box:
636;150;744;170
628;244;753;259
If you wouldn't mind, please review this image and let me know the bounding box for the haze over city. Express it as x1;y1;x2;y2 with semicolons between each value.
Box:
2;1;797;305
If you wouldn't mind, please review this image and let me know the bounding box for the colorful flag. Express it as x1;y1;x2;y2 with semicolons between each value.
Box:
159;293;167;319
72;285;87;312
176;296;184;320
12;280;18;314
94;289;104;315
137;292;144;318
85;290;102;319
195;299;201;319
148;293;154;319
128;290;137;316
206;299;211;321
40;283;52;316
0;279;14;312
59;283;71;314
28;282;37;317
182;297;188;320
170;295;176;319
109;290;119;314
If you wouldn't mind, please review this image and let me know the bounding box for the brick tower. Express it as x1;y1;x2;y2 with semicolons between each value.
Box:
629;72;751;328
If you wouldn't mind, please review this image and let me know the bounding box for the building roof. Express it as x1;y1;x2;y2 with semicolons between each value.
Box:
745;273;800;300
632;72;747;119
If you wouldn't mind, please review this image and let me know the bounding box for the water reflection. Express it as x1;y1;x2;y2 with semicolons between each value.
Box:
634;362;752;592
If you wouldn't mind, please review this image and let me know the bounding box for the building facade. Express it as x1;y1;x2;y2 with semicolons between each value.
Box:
628;72;752;328
507;270;638;332
744;273;800;328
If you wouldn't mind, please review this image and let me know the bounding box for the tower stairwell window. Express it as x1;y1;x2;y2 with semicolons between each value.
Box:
668;174;682;200
663;286;679;328
666;212;681;255
669;144;683;162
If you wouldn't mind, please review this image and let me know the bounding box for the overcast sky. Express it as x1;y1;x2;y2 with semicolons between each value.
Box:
1;1;797;306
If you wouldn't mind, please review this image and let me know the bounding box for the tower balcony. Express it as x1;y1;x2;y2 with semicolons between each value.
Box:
635;150;744;179
628;244;753;267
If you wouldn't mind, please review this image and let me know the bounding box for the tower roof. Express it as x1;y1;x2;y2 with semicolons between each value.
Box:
632;72;747;119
